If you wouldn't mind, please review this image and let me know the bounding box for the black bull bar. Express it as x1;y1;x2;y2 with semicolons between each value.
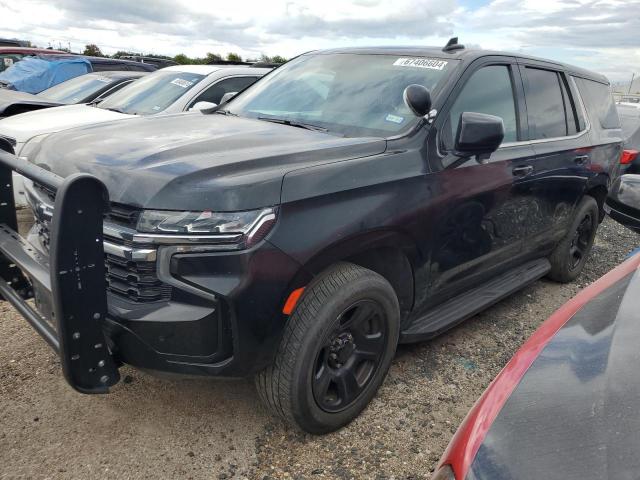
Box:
0;149;119;393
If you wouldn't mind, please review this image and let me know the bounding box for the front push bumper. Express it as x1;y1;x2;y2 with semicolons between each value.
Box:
0;149;119;393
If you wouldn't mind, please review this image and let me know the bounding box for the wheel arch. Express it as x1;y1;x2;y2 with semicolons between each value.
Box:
284;229;418;320
584;174;609;221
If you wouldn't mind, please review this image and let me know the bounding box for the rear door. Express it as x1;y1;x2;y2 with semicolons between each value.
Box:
517;61;592;258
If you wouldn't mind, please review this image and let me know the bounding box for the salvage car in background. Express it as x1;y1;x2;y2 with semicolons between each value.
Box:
617;103;640;174
605;173;640;233
433;248;640;480
0;64;267;205
0;55;155;93
0;42;623;434
0;46;69;73
0;71;148;118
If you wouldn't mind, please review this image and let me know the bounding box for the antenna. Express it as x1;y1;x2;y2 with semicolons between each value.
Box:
443;37;465;53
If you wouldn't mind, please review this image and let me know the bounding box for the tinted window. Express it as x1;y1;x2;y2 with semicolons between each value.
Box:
228;54;455;138
558;74;578;135
525;68;567;139
443;65;518;150
575;77;620;130
190;76;258;107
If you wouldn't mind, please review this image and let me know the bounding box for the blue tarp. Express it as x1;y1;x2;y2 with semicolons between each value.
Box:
0;56;92;94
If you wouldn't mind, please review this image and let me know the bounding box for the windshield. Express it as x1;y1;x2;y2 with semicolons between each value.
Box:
227;53;456;137
98;70;205;115
38;73;114;103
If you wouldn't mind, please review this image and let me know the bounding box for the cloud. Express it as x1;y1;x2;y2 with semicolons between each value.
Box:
266;0;456;39
0;0;637;80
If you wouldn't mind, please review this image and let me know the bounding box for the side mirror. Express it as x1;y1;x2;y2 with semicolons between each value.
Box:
189;101;217;112
403;84;431;117
219;91;238;105
606;174;640;233
454;112;504;162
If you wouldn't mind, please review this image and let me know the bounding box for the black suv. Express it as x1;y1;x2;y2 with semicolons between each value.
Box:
0;41;622;433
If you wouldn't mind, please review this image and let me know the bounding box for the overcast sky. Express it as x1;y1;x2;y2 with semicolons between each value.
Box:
1;0;638;81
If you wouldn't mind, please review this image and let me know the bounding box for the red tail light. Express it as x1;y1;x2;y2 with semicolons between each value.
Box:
620;149;639;165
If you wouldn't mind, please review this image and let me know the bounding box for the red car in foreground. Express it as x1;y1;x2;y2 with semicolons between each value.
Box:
434;249;640;479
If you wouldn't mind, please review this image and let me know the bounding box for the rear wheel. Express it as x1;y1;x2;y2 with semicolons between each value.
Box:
547;195;599;283
255;262;400;434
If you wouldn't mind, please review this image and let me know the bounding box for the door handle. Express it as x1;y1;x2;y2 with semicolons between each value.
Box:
512;165;533;176
574;155;589;165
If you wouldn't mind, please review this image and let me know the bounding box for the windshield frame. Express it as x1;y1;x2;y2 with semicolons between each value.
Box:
225;52;459;139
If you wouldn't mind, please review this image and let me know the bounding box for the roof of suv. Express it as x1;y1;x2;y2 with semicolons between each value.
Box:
317;46;609;84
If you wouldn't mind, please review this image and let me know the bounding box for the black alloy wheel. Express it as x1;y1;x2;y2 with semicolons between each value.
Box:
312;300;388;413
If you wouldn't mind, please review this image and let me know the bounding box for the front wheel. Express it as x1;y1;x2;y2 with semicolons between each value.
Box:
547;195;599;283
255;262;400;434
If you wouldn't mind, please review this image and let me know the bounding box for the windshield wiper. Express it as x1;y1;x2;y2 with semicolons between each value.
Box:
257;116;328;132
214;109;237;116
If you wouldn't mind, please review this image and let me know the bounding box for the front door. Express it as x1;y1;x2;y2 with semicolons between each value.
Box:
417;58;535;312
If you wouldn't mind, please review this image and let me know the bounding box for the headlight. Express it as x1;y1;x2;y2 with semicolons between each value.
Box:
136;207;277;248
18;133;50;163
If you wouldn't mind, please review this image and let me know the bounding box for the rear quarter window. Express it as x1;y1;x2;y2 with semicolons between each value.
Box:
575;77;620;130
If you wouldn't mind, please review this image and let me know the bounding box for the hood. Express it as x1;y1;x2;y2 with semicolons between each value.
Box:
0;88;64;116
0;104;129;145
34;112;387;211
470;261;640;479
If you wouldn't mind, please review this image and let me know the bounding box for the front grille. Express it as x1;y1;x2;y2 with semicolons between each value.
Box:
29;181;170;304
105;253;171;302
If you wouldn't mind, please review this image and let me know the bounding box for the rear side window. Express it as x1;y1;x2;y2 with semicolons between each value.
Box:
523;67;569;139
575;77;620;130
442;65;518;151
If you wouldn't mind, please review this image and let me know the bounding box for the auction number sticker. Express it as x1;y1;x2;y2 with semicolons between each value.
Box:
171;78;194;88
393;58;448;70
3;58;13;67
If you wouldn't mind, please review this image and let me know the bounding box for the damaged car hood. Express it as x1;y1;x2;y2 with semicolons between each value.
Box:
34;112;387;210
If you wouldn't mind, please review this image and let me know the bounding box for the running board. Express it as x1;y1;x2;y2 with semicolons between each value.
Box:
400;259;551;343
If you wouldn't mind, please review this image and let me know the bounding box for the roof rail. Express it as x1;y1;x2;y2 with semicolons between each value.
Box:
443;37;465;53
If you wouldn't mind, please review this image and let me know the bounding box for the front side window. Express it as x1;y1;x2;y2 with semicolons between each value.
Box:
98;70;205;115
38;73;114;103
442;65;518;151
227;53;456;137
190;76;259;108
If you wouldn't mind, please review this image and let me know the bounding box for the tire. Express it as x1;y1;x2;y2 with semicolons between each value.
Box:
547;195;599;283
255;262;400;434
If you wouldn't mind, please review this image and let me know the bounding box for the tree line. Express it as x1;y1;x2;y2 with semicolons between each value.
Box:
82;44;286;64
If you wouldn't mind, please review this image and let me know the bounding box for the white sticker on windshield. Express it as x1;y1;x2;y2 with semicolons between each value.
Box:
3;58;14;67
171;78;194;88
385;114;404;124
393;58;448;70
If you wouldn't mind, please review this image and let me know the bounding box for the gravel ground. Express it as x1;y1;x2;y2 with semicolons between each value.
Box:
0;217;636;480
